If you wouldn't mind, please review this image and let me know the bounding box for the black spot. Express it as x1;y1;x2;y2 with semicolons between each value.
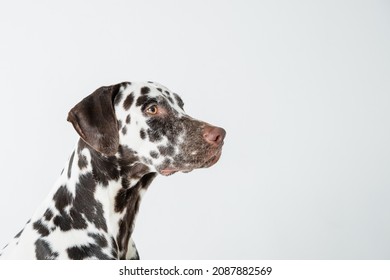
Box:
53;185;74;212
67;151;75;178
122;126;127;135
147;81;153;83
140;129;146;139
167;96;174;104
123;92;134;110
126;114;131;124
88;233;108;248
44;209;53;221
157;88;163;92
117;119;122;129
35;239;58;260
67;244;112;260
150;151;159;159
60;168;64;175
33;220;50;237
141;86;150;95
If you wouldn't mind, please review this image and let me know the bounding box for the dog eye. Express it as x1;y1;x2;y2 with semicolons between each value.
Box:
146;105;158;115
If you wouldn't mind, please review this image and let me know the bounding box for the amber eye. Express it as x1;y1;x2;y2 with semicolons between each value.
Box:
146;104;158;115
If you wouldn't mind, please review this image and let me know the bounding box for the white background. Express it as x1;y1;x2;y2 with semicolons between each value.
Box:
0;0;389;259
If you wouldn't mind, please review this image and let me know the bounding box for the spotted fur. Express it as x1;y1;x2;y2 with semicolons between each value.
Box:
0;81;226;259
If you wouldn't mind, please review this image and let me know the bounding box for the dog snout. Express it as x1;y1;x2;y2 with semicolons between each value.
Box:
203;125;226;147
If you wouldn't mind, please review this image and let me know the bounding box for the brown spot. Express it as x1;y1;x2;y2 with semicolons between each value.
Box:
158;145;175;156
150;151;159;159
140;129;146;139
141;87;150;95
44;209;53;221
33;220;50;237
123;92;134;110
78;154;88;169
67;244;111;260
136;95;148;107
173;93;185;109
88;233;108;248
35;239;59;259
115;172;157;259
53;185;74;211
73;173;107;232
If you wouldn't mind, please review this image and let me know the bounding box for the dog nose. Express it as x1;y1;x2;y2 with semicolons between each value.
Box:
203;125;226;146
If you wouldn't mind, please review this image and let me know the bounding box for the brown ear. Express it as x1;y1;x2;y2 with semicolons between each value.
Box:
67;84;123;156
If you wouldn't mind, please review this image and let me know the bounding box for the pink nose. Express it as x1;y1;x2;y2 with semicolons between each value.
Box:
203;125;226;146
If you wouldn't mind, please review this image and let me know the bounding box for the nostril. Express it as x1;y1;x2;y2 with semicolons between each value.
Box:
203;126;226;146
204;133;219;143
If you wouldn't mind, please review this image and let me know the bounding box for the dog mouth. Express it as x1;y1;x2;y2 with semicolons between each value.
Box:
159;149;223;176
200;149;222;168
160;169;180;176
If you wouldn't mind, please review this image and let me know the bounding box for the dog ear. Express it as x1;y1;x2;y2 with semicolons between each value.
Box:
67;84;123;156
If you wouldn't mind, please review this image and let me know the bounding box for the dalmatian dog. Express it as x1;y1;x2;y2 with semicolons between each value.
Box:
0;81;226;259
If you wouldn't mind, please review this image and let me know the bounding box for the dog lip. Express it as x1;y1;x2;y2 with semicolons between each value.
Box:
159;148;223;176
160;169;179;176
160;167;193;176
207;150;222;167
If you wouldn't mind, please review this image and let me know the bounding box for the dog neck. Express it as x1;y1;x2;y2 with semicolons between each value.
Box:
40;139;157;259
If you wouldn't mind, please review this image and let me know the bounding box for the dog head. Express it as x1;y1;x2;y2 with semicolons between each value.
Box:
67;82;226;176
